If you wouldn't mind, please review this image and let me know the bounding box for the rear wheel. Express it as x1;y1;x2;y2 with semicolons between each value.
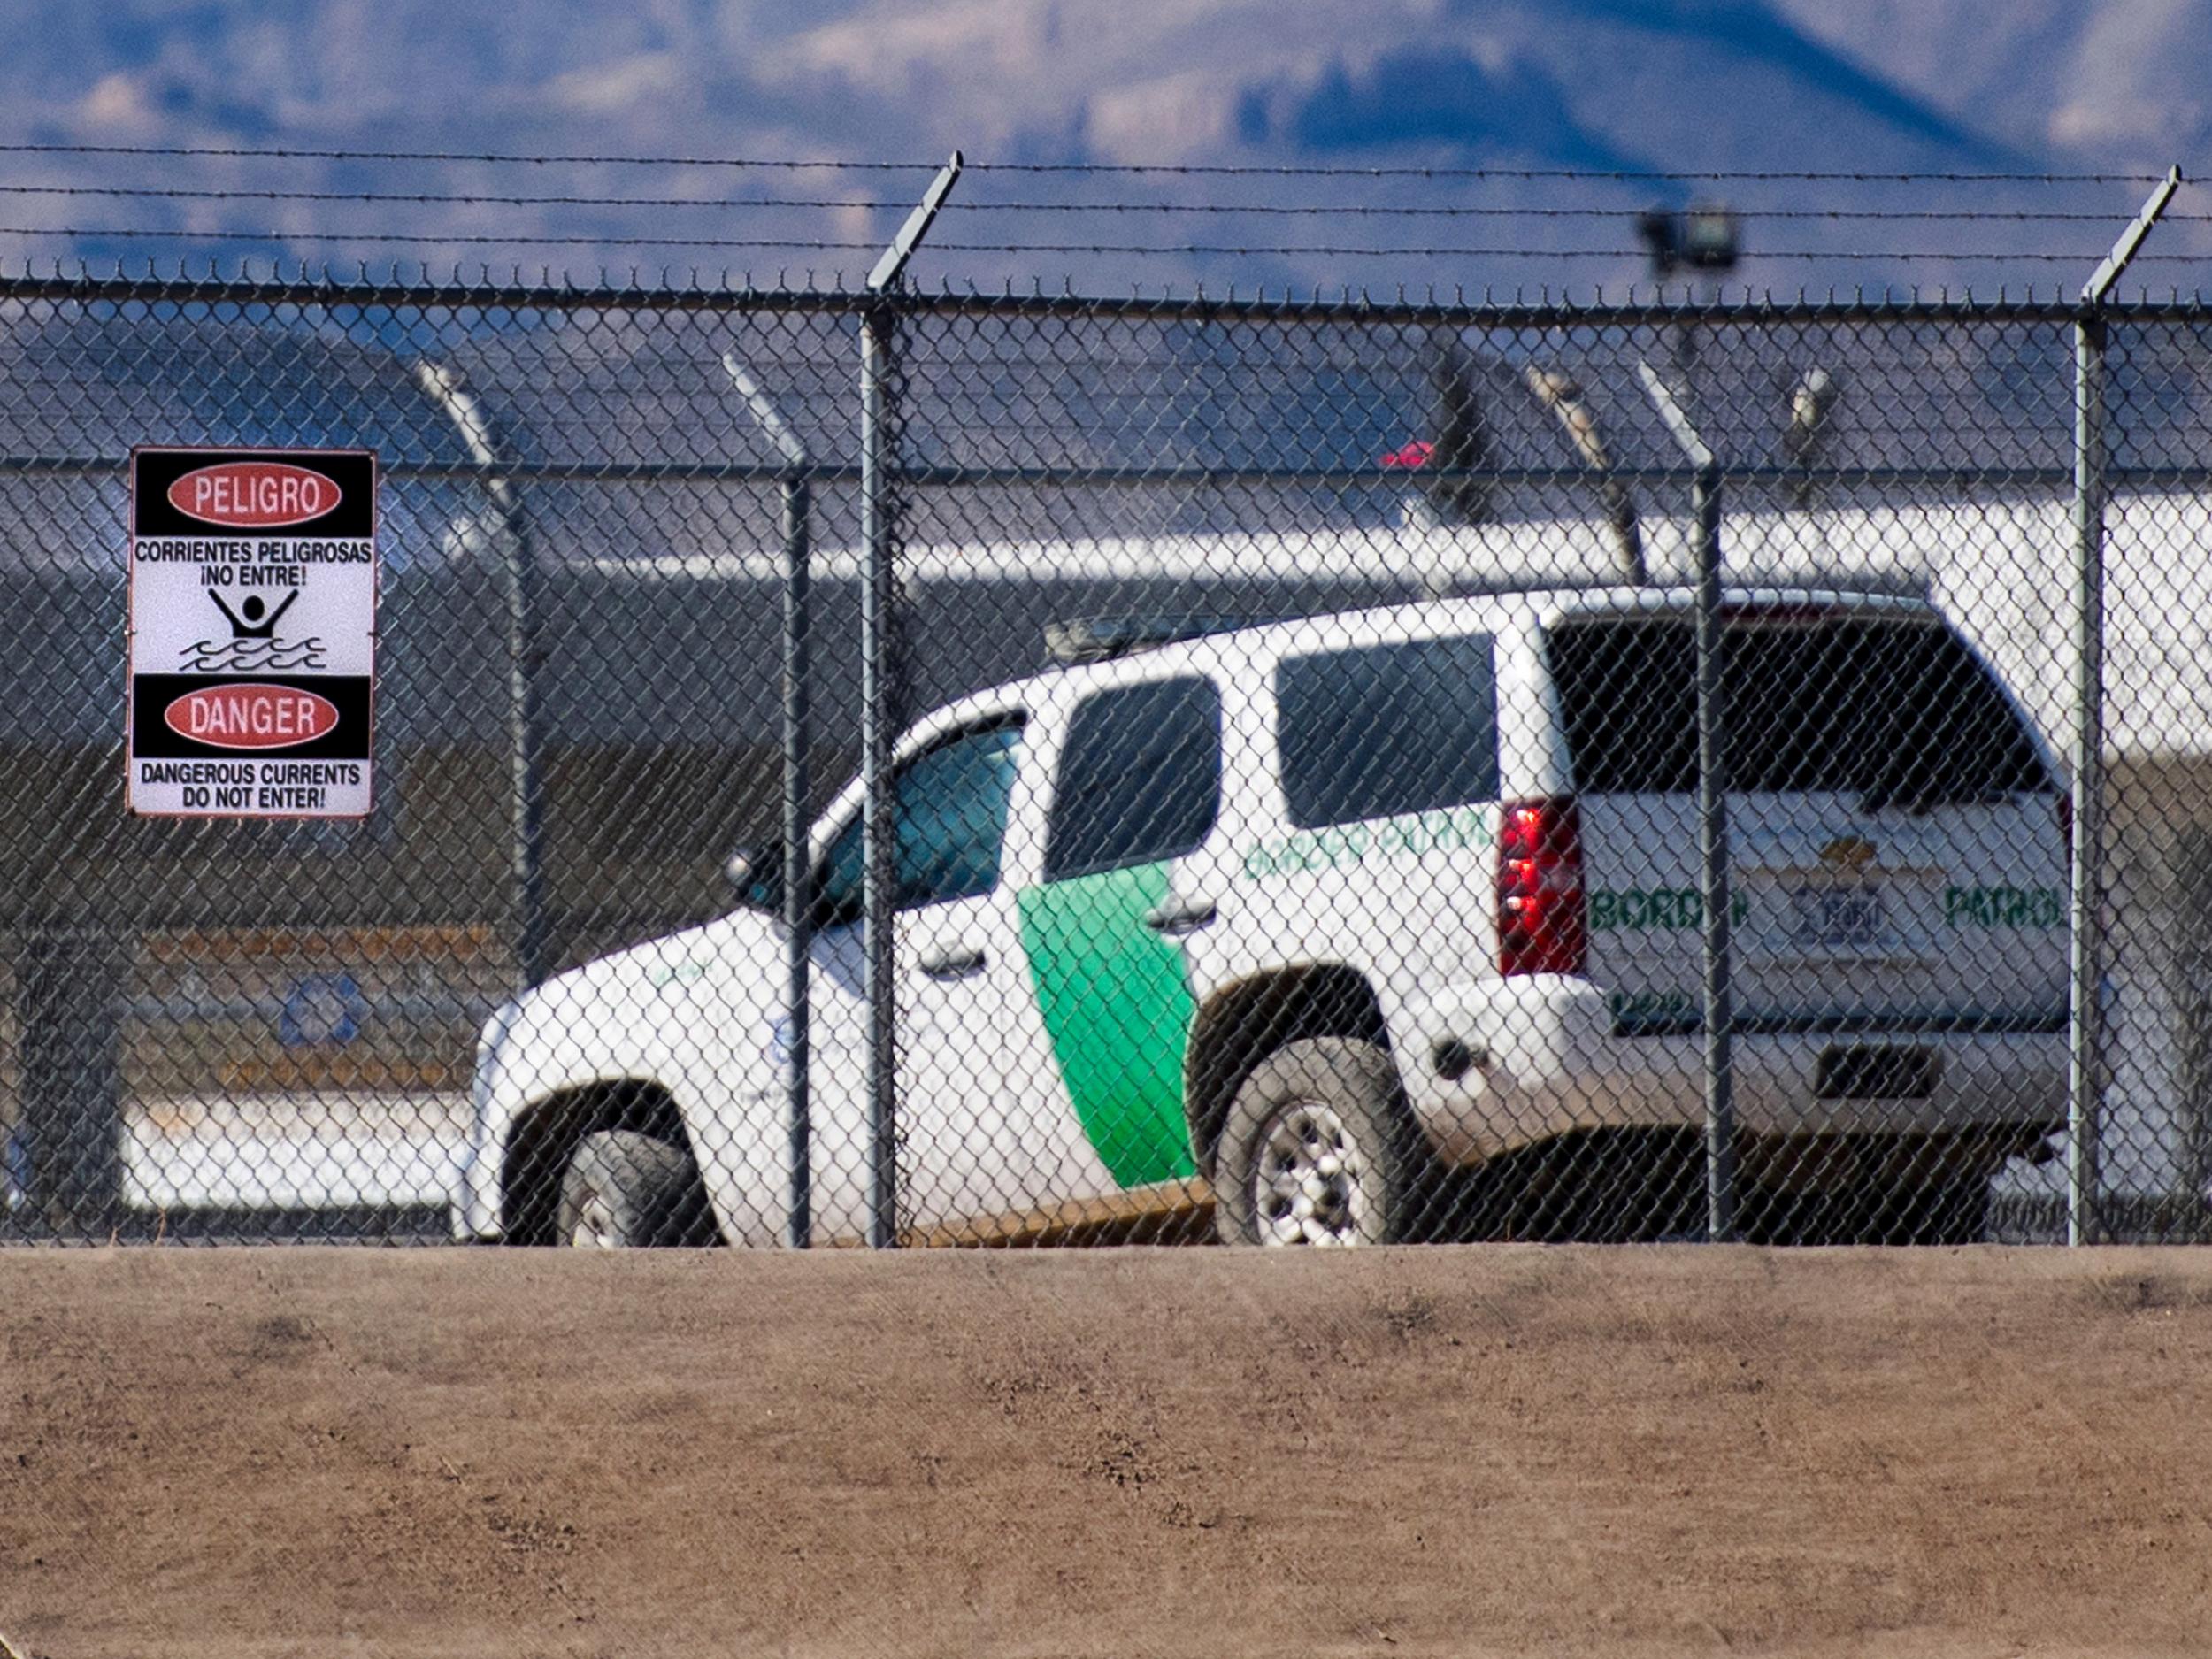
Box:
1743;1169;1993;1245
1213;1039;1423;1247
1860;1172;1991;1246
557;1130;717;1248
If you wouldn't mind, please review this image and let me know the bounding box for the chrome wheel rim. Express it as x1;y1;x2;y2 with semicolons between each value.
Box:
1252;1101;1367;1246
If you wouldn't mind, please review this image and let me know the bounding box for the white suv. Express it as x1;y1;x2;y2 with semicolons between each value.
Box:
453;586;2068;1248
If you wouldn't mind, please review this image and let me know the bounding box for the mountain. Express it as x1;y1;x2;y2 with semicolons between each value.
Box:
0;1;2204;295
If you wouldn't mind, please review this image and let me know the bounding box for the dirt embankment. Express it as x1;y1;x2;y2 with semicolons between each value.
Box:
4;1247;2211;1659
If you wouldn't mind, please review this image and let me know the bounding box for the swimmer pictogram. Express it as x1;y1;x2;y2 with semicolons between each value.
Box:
180;588;327;672
208;589;297;639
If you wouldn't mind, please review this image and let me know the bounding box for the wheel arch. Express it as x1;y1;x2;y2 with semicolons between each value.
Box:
1184;963;1393;1179
500;1079;703;1245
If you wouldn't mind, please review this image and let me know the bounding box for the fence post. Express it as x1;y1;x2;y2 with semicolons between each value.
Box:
724;355;816;1249
2068;310;2108;1247
1691;460;1736;1241
414;363;552;994
858;153;961;1250
2174;830;2212;1240
1639;362;1735;1240
781;467;814;1248
859;300;901;1249
18;922;127;1236
2068;165;2181;1245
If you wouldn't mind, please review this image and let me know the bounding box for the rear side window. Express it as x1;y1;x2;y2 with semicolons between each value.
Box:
1045;676;1223;880
1546;613;2051;802
1276;634;1500;829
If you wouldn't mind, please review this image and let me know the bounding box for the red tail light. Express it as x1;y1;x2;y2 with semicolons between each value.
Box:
1497;795;1586;977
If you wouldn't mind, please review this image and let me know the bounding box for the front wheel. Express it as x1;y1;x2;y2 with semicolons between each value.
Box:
557;1130;717;1248
1855;1171;1992;1247
1213;1039;1423;1247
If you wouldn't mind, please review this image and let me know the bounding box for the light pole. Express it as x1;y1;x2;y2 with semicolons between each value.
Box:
1636;203;1740;387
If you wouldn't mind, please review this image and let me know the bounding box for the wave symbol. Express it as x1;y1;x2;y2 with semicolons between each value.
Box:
178;636;329;672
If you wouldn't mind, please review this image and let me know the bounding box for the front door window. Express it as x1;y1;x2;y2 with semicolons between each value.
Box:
818;721;1025;920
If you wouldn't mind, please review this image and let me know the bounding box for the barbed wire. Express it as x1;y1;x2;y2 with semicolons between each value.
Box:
0;143;2174;185
0;182;2198;224
0;224;879;249
0;147;2185;289
937;246;2189;261
0;143;943;170
0;223;2180;263
4;253;2193;308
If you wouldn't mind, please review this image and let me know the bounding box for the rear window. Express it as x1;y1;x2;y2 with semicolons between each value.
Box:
1546;612;2051;802
1276;634;1500;829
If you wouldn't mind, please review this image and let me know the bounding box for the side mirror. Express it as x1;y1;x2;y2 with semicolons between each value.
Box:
723;843;784;914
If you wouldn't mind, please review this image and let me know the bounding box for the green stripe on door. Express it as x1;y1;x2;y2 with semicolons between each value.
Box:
1017;861;1200;1188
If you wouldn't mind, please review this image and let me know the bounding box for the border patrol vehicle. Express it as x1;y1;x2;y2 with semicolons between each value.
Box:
453;585;2068;1248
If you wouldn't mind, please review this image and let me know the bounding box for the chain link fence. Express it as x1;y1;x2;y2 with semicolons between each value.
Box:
4;271;2208;1248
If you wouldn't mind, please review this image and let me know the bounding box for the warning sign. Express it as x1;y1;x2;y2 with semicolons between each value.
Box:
128;448;377;818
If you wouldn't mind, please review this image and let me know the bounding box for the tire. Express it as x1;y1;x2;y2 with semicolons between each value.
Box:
1878;1173;1992;1247
557;1130;717;1248
1748;1171;1992;1246
1213;1039;1424;1247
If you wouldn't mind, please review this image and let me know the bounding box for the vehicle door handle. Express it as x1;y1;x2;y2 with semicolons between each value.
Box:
917;943;987;980
1142;897;1218;936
